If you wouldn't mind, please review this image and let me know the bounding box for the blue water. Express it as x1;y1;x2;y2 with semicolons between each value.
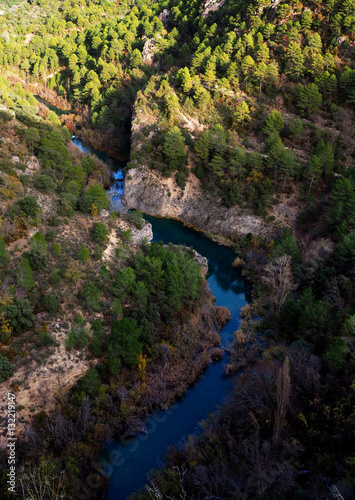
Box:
72;136;125;211
103;218;249;499
70;136;249;499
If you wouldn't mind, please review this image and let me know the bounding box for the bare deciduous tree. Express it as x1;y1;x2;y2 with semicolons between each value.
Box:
273;357;291;446
145;467;187;500
19;460;66;500
262;255;295;317
75;396;92;439
287;344;321;393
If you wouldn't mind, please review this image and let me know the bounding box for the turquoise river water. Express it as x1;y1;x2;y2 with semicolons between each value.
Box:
72;136;250;499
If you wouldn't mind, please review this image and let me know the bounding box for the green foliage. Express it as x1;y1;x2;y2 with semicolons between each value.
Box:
271;228;302;264
84;283;100;311
37;330;57;347
92;319;105;339
0;354;13;383
0;237;9;267
288;118;303;137
93;243;103;260
80;369;101;397
24;232;48;271
50;270;61;285
77;245;90;263
177;67;193;93
8;196;41;219
33;174;56;192
2;0;355;495
327;178;355;232
298;288;331;341
112;266;136;299
53;243;61;256
92;222;109;245
129;210;143;229
324;338;349;372
5;298;35;333
342;315;355;337
79;184;109;213
263;110;284;136
17;257;35;290
41;294;59;314
65;323;90;351
335;230;355;266
108;318;142;368
234;101;250;125
297;83;322;115
31;232;47;255
163;126;187;175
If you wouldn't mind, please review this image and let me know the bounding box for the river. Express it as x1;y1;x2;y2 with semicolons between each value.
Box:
25;109;248;500
32;97;249;497
71;135;249;499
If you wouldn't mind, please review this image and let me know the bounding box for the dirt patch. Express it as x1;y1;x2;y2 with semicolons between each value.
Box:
0;321;93;445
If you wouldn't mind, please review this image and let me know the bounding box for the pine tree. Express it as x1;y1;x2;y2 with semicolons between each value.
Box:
297;83;322;115
195;131;210;164
234;101;250;125
0;237;9;267
177;67;192;93
68;53;78;71
263;110;284;136
241;55;255;80
163;126;187;173
286;42;305;79
204;59;216;84
279;149;299;187
255;62;268;93
306;155;322;192
17;258;35;291
30;232;47;256
266;133;285;182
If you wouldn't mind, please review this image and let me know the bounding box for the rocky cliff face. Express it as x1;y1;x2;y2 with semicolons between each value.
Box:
123;98;298;242
123;165;270;241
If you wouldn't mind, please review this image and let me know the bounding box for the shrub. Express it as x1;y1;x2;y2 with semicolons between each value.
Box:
79;184;109;213
77;245;90;263
53;244;61;256
8;196;41;219
25;250;46;271
92;222;109;245
121;229;132;243
37;330;56;347
92;319;105;339
65;324;90;351
17;257;35;290
0;109;14;123
19;174;30;186
5;298;35;333
108;318;142;367
93;244;103;260
129;210;143;229
84;283;100;311
33;174;56;193
0;354;13;382
80;369;101;397
0;237;9;267
45;229;56;242
324;339;349;372
49;217;60;227
41;294;59;314
49;270;61;285
263;110;284;136
89;336;102;357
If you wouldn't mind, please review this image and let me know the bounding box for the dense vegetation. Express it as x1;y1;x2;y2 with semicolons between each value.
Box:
0;71;219;498
0;0;354;498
